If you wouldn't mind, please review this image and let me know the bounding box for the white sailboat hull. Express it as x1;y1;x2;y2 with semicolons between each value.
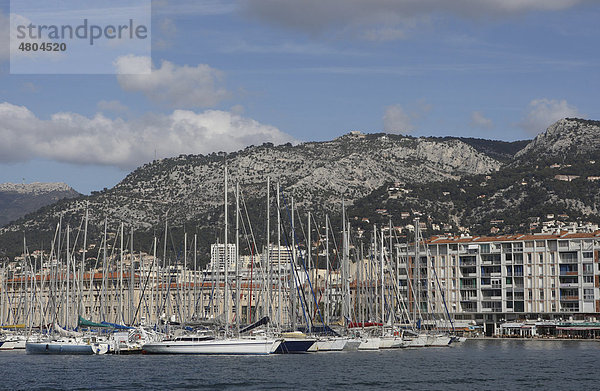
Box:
379;336;406;349
404;334;428;348
358;337;380;350
142;338;281;355
428;335;451;347
0;336;27;350
343;338;361;351
314;337;347;352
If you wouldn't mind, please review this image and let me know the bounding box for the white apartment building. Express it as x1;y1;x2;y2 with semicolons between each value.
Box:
401;231;600;335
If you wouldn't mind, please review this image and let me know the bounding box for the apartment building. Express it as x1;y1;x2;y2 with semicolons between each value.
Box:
411;231;600;334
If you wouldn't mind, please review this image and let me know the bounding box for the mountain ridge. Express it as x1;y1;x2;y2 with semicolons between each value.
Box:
1;119;598;263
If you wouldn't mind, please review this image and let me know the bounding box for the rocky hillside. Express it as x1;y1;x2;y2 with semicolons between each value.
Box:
0;133;501;260
0;182;79;227
4;119;595;261
2;133;500;231
515;118;600;164
349;118;600;236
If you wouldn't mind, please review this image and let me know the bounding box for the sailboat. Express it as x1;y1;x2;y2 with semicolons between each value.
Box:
142;166;281;355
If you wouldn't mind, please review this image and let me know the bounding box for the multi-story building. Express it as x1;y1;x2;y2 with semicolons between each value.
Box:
209;243;237;271
406;230;600;335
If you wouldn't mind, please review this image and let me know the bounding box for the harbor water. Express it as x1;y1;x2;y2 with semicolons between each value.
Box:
1;339;598;390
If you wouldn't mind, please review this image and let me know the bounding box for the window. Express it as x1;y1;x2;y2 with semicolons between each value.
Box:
514;243;523;252
584;289;594;301
584;275;594;284
527;253;533;263
539;254;543;263
540;290;544;300
514;253;524;263
583;252;593;259
583;263;594;275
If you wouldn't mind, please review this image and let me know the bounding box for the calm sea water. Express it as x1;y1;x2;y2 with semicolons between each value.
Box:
2;340;598;390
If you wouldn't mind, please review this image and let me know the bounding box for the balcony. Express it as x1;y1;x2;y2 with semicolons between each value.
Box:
559;283;579;288
560;296;579;301
560;307;580;312
560;271;579;276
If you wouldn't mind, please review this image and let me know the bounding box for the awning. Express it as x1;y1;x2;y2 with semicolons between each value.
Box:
78;316;110;328
0;324;25;329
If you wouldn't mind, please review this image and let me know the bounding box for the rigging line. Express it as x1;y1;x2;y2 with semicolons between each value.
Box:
430;253;455;333
279;186;326;330
132;239;160;325
278;201;310;331
239;190;259;323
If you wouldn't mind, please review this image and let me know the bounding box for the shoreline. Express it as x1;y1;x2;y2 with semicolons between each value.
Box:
469;336;600;342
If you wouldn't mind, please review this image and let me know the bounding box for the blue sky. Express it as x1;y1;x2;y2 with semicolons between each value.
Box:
1;0;599;194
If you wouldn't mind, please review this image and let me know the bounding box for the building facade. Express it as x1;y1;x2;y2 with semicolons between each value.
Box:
413;231;600;334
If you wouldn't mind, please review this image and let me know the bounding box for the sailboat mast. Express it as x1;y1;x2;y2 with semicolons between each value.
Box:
235;181;240;335
163;213;168;326
325;214;330;326
184;232;188;321
380;227;385;335
224;163;229;334
152;236;157;325
130;227;134;324
307;211;312;328
194;234;197;319
276;181;282;329
266;176;270;322
290;196;296;331
79;205;88;322
101;219;107;321
415;217;420;328
120;222;124;323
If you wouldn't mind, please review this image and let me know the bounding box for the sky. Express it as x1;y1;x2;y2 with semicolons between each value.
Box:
1;0;599;194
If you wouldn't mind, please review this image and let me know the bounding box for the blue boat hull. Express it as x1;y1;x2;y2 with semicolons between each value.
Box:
274;339;315;354
26;342;95;355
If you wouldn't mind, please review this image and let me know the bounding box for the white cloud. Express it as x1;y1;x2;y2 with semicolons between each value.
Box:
383;104;414;134
470;111;493;129
0;102;295;170
519;98;582;135
115;55;229;108
97;100;129;114
242;0;586;39
113;55;151;74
